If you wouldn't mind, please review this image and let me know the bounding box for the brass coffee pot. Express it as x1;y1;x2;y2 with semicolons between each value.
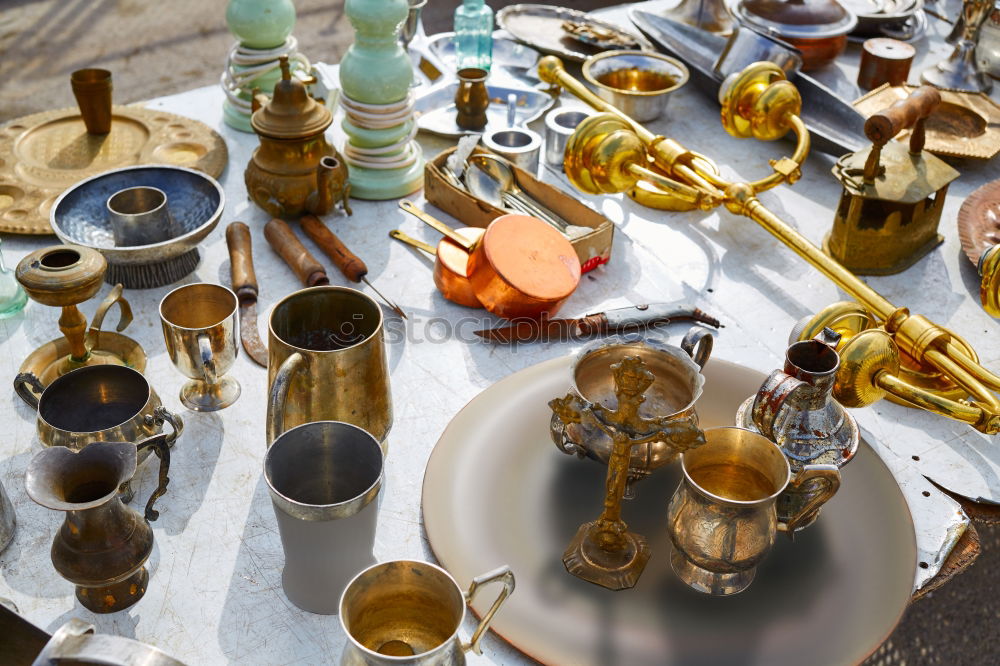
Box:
245;56;351;218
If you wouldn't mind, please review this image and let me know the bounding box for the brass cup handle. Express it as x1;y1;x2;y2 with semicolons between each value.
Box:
750;370;806;442
13;371;45;409
783;464;841;536
85;283;134;351
197;334;218;384
146;405;184;449
134;433;171;522
462;565;516;655
680;326;713;369
266;352;305;446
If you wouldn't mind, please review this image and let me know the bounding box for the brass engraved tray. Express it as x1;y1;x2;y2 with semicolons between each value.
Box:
0;105;228;235
853;84;1000;160
423;356;916;666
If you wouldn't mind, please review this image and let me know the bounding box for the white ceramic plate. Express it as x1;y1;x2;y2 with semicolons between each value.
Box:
422;355;916;666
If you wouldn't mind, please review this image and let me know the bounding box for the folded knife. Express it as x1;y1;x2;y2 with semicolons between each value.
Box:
474;304;722;343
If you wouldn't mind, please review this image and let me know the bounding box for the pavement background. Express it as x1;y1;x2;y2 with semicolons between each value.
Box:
0;1;997;664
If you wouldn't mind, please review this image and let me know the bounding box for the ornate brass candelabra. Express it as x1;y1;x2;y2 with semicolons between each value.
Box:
551;355;704;590
539;56;1000;434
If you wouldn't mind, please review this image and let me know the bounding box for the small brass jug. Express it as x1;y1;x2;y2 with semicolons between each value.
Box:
735;329;858;531
245;56;351;218
25;437;170;613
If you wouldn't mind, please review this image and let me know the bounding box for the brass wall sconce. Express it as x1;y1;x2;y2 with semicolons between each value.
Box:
539;55;1000;434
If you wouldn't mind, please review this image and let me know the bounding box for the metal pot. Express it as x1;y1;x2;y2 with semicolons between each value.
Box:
582;50;689;122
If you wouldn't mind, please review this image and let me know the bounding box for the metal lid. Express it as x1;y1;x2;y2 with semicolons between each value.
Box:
737;0;858;39
251;57;331;139
482;214;581;301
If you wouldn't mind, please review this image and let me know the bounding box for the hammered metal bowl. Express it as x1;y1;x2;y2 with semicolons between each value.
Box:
51;165;224;289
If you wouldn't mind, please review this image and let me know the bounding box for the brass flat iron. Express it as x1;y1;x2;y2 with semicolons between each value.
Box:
828;86;958;275
538;55;1000;434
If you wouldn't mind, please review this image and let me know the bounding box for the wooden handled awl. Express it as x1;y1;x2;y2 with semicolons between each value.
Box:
263;218;329;287
301;214;407;319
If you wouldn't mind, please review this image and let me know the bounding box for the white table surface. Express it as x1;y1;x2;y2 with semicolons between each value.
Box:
0;2;993;663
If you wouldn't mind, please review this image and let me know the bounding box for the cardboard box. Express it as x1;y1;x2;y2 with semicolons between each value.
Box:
425;146;614;273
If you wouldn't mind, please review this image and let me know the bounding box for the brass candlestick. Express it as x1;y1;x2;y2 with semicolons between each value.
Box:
15;245;145;384
551;355;704;590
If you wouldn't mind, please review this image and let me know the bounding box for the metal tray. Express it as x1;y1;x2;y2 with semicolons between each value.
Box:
496;3;654;63
853;84;1000;160
414;82;554;138
423;355;916;666
0;105;227;235
958;180;1000;266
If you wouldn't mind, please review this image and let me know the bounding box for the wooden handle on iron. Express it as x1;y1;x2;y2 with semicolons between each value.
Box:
300;214;367;283
225;222;258;301
865;86;940;146
263;218;329;287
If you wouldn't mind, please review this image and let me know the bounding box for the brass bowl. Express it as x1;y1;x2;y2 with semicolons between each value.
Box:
582;50;689;122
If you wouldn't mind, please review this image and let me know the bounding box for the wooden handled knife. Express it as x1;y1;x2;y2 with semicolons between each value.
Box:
226;222;269;367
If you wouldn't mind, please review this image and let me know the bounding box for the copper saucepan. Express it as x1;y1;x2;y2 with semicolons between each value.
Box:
398;200;580;320
389;227;485;308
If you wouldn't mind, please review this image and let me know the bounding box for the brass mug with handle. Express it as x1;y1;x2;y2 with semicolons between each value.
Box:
159;283;241;412
667;427;839;596
339;560;515;665
266;286;392;447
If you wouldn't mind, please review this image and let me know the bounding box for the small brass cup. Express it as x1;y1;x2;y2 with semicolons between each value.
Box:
71;68;113;135
106;186;176;247
455;68;489;130
159;283;240;412
667;427;839;595
339;560;514;665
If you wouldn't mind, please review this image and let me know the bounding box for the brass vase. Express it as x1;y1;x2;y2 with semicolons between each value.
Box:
25;437;170;613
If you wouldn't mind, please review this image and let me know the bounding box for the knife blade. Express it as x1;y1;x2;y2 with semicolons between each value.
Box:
226;222;269;367
474;304;722;343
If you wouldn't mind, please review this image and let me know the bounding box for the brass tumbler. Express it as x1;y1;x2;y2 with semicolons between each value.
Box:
265;421;383;614
159;283;241;412
266;286;392;447
455;68;489;130
71;68;113;135
106;186;176;247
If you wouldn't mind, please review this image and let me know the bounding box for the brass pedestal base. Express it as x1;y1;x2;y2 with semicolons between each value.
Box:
562;521;650;590
76;566;148;613
179;376;241;412
670;547;754;596
19;332;147;387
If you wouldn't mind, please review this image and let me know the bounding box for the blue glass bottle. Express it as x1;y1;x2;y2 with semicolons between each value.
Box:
454;0;494;72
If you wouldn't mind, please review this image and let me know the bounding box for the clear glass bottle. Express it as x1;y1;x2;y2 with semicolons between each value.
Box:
454;0;494;72
0;237;27;319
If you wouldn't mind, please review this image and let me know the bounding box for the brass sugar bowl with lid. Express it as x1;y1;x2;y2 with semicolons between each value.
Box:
245;56;351;218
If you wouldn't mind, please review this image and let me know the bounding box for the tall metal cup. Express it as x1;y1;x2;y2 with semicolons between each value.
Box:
70;68;113;135
264;421;383;614
266;286;392;447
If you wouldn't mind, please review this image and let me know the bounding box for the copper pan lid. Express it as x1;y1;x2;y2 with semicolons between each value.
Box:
737;0;858;39
469;214;581;319
958;179;1000;266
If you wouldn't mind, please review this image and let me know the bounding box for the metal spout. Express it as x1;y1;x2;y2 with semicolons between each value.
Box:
315;156;339;215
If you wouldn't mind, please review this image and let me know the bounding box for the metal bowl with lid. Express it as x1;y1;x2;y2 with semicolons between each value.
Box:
734;0;858;70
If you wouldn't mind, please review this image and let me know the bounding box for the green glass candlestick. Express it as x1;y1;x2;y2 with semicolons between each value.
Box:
339;0;424;199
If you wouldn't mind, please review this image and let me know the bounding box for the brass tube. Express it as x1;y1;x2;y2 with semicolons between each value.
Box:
742;197;896;318
877;372;985;426
925;349;1000;411
944;340;1000;392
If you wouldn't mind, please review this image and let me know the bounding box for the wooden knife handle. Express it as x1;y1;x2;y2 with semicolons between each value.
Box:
300;214;367;283
225;222;258;301
263;218;329;287
865;86;940;146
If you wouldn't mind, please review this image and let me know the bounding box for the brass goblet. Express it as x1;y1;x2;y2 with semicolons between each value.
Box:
159;283;241;411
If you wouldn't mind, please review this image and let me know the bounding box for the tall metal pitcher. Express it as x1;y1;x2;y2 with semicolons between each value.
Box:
736;329;859;531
